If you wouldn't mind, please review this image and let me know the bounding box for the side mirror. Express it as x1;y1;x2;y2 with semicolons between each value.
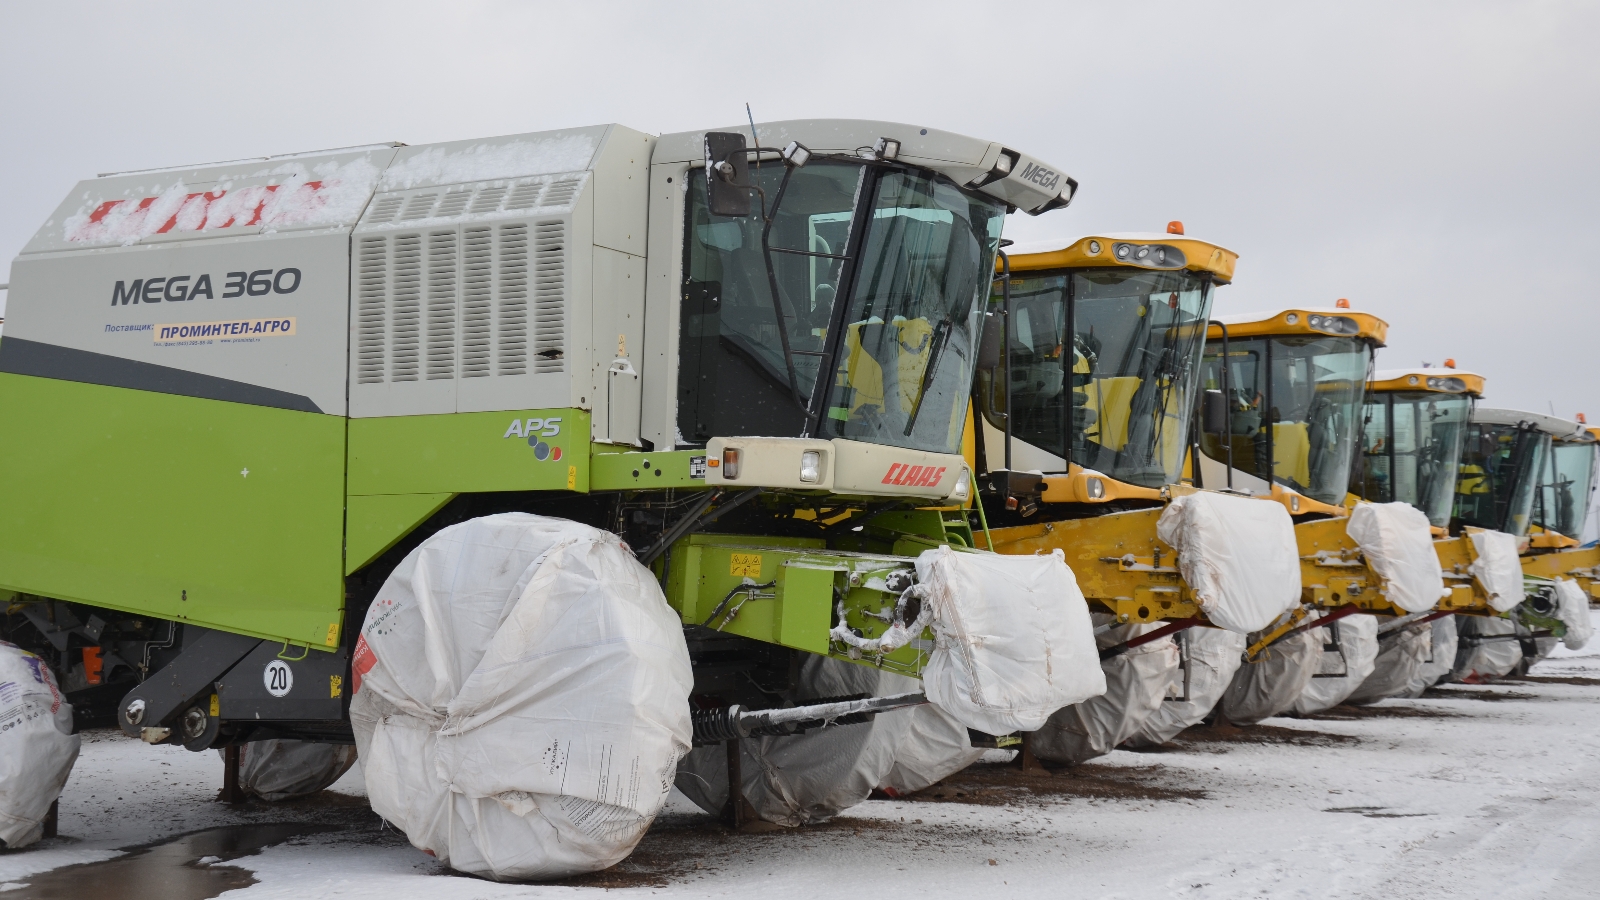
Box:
1202;389;1228;436
977;310;1004;370
704;132;752;217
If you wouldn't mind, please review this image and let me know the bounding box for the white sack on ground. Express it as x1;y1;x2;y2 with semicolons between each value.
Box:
1346;503;1449;613
1156;492;1301;634
917;547;1104;735
1123;627;1247;748
0;642;78;848
1469;531;1525;612
1221;614;1320;725
1292;614;1379;715
1554;578;1594;650
676;657;914;824
1027;618;1180;765
1347;621;1432;704
1402;615;1459;697
1452;615;1522;682
876;702;985;797
349;514;693;882
218;740;358;802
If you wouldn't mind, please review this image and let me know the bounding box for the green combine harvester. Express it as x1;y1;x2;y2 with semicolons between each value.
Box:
0;120;1085;869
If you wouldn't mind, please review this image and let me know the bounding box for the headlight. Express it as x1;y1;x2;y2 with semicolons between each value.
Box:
1426;376;1466;392
1086;476;1105;499
799;450;821;484
722;448;741;480
951;467;971;501
1308;315;1359;335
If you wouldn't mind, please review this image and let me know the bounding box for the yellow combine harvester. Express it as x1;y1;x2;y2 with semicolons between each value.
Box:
971;226;1235;632
1357;366;1501;614
967;226;1264;759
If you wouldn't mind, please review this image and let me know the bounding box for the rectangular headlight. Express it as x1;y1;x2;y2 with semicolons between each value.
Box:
799;450;821;483
722;448;741;480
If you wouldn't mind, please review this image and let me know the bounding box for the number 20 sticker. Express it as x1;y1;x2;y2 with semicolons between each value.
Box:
264;659;294;698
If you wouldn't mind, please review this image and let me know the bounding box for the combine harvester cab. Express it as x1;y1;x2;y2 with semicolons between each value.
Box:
1453;407;1595;678
1520;420;1600;610
0;121;1095;873
1192;305;1448;720
965;227;1301;760
1347;365;1514;699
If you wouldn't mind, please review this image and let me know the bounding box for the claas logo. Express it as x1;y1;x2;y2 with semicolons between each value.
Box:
881;463;946;488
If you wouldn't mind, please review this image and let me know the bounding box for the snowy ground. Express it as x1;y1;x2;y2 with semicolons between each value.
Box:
4;638;1600;899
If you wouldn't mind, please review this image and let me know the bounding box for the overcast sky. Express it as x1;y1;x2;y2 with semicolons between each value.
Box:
2;1;1595;418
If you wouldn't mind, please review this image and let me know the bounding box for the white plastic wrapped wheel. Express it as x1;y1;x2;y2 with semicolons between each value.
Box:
0;641;79;848
1347;620;1433;705
1123;627;1246;748
1026;618;1179;765
1291;614;1379;715
875;702;985;797
676;655;915;825
349;514;693;882
218;740;358;801
1451;615;1523;682
1555;578;1594;650
1220;616;1319;726
1400;615;1459;696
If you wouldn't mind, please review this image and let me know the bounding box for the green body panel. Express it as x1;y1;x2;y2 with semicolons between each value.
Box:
345;492;456;574
347;408;591;496
663;533;928;674
0;373;346;650
591;448;707;491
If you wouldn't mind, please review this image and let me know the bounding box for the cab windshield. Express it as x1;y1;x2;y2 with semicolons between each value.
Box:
1354;391;1472;527
1455;422;1550;536
976;268;1213;488
1199;335;1371;504
1535;440;1598;538
678;159;1004;454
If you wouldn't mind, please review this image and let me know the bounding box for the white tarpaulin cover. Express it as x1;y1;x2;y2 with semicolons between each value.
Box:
1027;618;1180;765
1346;503;1449;613
220;740;358;802
917;547;1105;735
1221;614;1320;725
1554;578;1594;650
876;703;985;797
0;642;78;848
1453;615;1522;682
1157;492;1302;634
1348;621;1432;704
1292;615;1380;715
1123;627;1247;748
1469;531;1526;612
1402;616;1459;697
349;514;693;881
676;658;915;824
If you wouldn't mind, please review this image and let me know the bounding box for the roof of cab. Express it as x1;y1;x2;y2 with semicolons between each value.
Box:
1370;367;1486;397
1471;407;1591;440
654;119;1074;215
1000;232;1237;283
1206;308;1388;345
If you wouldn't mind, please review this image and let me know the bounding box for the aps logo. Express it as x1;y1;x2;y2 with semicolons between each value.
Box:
504;416;564;461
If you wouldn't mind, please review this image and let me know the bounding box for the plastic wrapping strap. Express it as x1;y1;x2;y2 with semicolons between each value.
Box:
830;585;931;655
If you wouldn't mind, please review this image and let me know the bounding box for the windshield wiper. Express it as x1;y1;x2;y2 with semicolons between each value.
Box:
902;316;954;436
